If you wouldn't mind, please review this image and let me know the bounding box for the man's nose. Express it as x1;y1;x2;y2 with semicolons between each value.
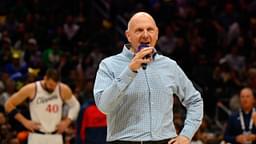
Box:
142;30;149;38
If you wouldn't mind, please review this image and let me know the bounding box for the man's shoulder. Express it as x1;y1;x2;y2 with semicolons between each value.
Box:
229;111;240;119
17;82;37;97
156;54;177;65
101;53;126;64
23;82;37;90
58;82;72;91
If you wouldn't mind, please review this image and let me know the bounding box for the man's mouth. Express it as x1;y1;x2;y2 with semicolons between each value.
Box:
140;42;150;45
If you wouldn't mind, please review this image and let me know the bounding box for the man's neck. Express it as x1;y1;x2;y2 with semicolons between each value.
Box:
243;107;253;113
126;44;135;53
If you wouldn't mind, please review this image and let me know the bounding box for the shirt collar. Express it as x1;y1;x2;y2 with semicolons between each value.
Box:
122;44;134;60
242;109;253;115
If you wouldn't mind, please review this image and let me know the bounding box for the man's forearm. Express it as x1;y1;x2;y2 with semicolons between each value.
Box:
15;113;29;126
66;96;80;121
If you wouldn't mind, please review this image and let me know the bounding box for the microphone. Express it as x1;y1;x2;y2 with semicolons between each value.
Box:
137;43;151;70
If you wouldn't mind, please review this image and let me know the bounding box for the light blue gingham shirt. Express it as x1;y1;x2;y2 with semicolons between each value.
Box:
94;45;203;142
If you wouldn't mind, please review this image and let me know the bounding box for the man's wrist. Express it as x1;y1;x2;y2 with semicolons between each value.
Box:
251;134;256;141
128;65;137;73
179;135;190;141
65;117;72;125
8;108;20;117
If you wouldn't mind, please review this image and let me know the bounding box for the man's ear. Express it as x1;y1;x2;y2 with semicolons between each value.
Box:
156;27;159;40
43;76;47;81
125;30;131;43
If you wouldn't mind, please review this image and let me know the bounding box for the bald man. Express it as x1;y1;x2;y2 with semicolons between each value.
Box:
224;87;256;144
94;12;203;144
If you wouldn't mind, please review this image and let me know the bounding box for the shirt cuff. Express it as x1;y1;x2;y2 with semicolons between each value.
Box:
179;124;197;140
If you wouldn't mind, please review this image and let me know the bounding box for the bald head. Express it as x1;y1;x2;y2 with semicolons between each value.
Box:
127;12;157;32
240;87;255;112
125;12;159;52
240;87;254;97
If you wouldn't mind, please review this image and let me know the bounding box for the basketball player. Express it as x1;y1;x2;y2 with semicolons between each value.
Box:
5;69;80;144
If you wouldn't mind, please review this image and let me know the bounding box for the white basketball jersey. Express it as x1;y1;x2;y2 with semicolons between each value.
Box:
29;81;63;133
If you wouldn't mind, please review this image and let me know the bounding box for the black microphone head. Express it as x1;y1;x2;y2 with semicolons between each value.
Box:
137;43;149;70
137;43;149;52
142;63;147;70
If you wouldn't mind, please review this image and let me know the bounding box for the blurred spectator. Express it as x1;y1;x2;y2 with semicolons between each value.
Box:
220;43;246;73
0;112;7;125
224;87;256;143
7;138;20;144
4;50;28;81
248;37;256;67
42;39;63;68
76;99;107;144
63;15;80;41
213;60;242;101
157;23;176;56
227;22;241;46
5;79;17;96
23;38;42;68
218;2;239;31
0;81;8;110
63;15;80;51
0;37;13;72
0;111;13;144
25;67;40;84
248;68;256;94
229;94;240;112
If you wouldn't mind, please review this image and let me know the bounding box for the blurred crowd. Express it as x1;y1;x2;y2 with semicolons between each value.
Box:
1;0;256;143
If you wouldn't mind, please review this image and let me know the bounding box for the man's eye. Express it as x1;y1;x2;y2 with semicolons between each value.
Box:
148;28;154;33
135;29;143;34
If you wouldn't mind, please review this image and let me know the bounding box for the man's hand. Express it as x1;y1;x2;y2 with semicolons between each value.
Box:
168;135;190;144
22;119;41;132
248;134;256;141
236;134;250;143
129;47;155;72
252;112;256;125
56;118;72;134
